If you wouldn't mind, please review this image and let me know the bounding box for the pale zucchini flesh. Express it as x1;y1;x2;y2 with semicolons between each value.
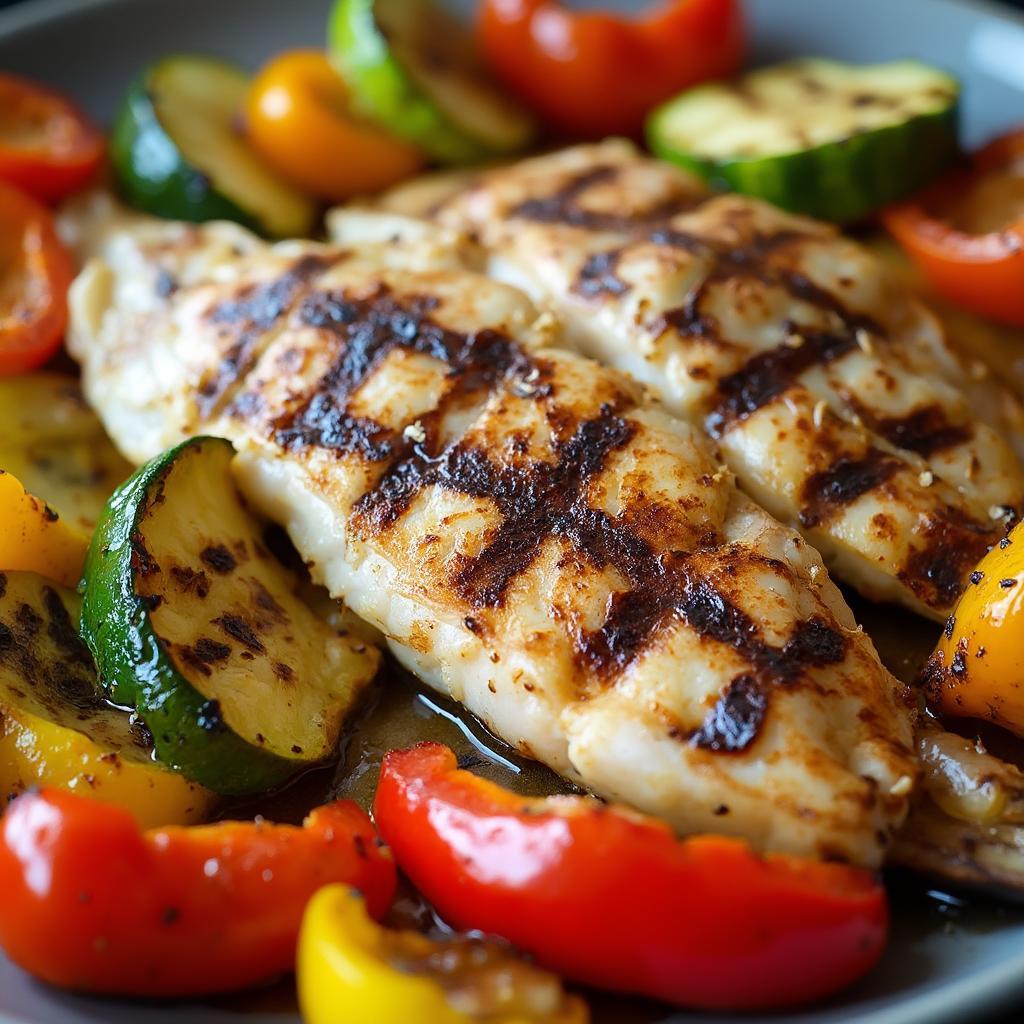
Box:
112;55;316;238
648;58;960;223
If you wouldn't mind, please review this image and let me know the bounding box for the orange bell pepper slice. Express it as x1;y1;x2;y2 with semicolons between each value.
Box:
245;50;424;202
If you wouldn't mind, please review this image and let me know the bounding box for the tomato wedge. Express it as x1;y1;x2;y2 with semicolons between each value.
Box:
0;789;396;996
882;128;1024;327
0;182;73;377
478;0;745;139
0;73;105;203
245;50;424;202
374;743;889;1011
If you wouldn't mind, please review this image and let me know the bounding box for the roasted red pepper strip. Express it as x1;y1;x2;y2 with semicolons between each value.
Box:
882;128;1024;327
374;743;889;1011
478;0;745;139
0;789;396;996
0;73;105;203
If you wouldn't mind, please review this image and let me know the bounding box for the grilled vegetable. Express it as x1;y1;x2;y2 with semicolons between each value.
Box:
0;471;87;587
883;127;1024;327
0;72;105;202
923;517;1024;735
111;55;317;237
0;789;396;996
0;181;73;375
374;743;889;1011
0;570;212;828
479;0;744;139
299;884;589;1024
80;436;380;795
0;373;132;534
328;0;534;163
245;50;424;202
648;58;959;222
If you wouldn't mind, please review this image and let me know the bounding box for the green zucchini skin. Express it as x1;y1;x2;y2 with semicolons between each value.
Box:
111;55;316;238
647;60;960;224
111;65;263;233
328;0;533;165
80;438;297;795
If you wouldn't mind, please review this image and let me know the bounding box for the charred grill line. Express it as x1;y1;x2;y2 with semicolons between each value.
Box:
706;328;859;437
509;165;706;234
867;404;973;458
273;286;531;460
573;249;630;299
255;265;851;745
198;253;337;416
799;450;903;529
900;513;995;611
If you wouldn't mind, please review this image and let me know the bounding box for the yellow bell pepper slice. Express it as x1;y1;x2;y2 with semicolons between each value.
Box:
0;569;214;828
0;372;132;535
298;885;589;1024
0;470;88;586
926;519;1024;736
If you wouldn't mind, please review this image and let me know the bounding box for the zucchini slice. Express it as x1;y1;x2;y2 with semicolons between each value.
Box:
647;58;960;223
80;436;380;795
111;55;317;238
0;570;212;827
328;0;534;164
0;374;132;535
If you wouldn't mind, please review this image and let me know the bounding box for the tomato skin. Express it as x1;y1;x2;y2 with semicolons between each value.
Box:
374;743;889;1011
478;0;745;139
0;182;74;377
0;74;105;203
882;129;1024;328
0;789;396;996
245;50;424;202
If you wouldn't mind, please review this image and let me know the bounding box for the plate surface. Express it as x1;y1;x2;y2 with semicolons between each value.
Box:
1;0;1024;1021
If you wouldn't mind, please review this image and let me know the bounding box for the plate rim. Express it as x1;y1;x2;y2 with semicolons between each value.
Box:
1;0;1024;1022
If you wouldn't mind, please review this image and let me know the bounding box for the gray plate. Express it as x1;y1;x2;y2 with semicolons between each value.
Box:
2;0;1024;1021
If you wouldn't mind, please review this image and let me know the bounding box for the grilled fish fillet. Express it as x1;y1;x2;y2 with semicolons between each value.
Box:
64;195;916;867
364;141;1024;622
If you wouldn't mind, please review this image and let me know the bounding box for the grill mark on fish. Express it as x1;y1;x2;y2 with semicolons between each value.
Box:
900;511;996;611
800;450;903;528
211;254;853;750
353;404;638;606
573;249;630;299
274;286;531;460
198;254;337;416
584;560;848;751
866;404;972;458
706;328;859;437
509;164;705;233
692;674;767;752
509;170;883;355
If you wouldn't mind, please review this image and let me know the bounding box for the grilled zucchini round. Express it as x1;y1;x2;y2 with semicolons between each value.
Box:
80;436;380;795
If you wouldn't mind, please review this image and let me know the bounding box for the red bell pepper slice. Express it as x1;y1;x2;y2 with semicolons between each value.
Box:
374;742;889;1011
0;73;105;203
0;789;396;996
0;181;74;377
882;127;1024;328
478;0;745;139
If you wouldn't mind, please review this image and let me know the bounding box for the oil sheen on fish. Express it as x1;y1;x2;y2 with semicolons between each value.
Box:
365;141;1024;622
65;195;916;867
